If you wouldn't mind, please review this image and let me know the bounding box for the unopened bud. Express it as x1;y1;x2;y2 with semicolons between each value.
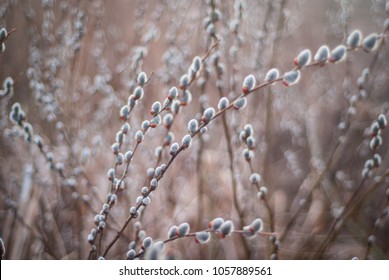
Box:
377;114;387;129
116;131;124;145
249;173;261;184
130;206;137;215
124;150;133;162
127;97;136;112
150;115;162;128
121;122;130;134
188;119;199;134
209;217;224;231
264;68;280;83
314;45;330;63
195;231;211;244
294;49;311;67
135;130;144;143
167;87;178;100
201;107;215;123
219;220;234;238
362;33;379;52
242;75;256;94
179;74;189;90
170;142;180;155
242;148;254;161
347;30;362;49
233;97;247;110
246;136;255;149
329;45;347;63
137;72;147;87
163;113;174;129
181;89;192;106
191;56;202;73
116;153;124;165
171;100;180;114
150;101;162;116
373;153;382;167
257;186;268;200
283;70;301;86
127;249;136;260
370;135;382;150
176;222;190;237
141;120;150;132
107;168;115;181
218;97;229;110
111;142;120;154
164;131;175;146
370;121;380;136
147;168;155;179
0;28;7;41
168;225;178;239
181;134;192;149
142;237;153;250
119;105;130;121
133;86;144;100
150;178;158;190
141;186;149;195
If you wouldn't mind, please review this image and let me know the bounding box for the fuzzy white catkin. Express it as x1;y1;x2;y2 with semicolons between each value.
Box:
182;134;192;148
127;249;136;260
191;56;201;72
151;101;161;116
130;206;137;214
170;142;179;155
202;107;215;123
133;86;144;100
111;143;119;154
264;68;279;83
124;150;133;162
362;33;378;52
137;72;147;86
195;231;211;244
121;122;130;134
283;70;301;86
294;49;311;67
150;178;158;190
168;226;178;239
176;222;190;237
249;173;261;183
163;113;174;128
347;30;362;49
179;74;189;89
210;217;224;230
0;28;7;41
329;45;347;63
314;45;330;62
242;74;256;94
168;87;178;100
377;114;387;129
218;97;229;110
220;220;234;237
135;130;144;143
188;119;198;134
142;237;153;250
233;97;247;110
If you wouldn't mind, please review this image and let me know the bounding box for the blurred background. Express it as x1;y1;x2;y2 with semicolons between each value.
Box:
0;0;388;259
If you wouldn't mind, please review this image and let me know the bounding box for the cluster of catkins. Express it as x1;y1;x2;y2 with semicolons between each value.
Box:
362;114;387;178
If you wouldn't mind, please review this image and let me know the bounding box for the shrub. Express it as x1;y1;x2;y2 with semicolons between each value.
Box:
0;0;388;260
